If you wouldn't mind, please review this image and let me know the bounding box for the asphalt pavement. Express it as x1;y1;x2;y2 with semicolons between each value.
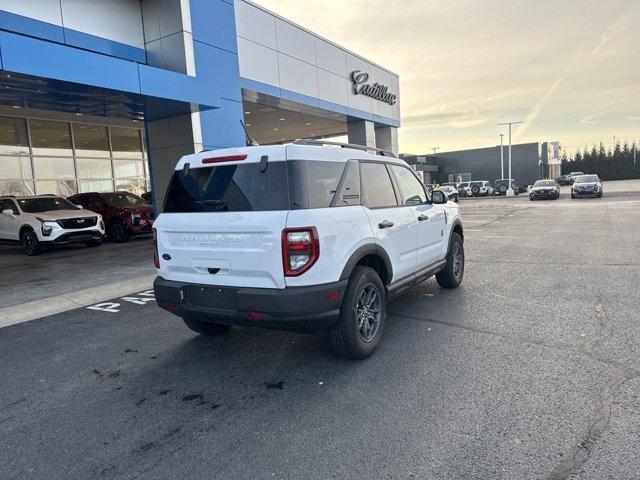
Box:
1;192;639;479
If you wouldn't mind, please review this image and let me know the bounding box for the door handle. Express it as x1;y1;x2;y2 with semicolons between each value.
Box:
378;220;394;229
417;214;429;221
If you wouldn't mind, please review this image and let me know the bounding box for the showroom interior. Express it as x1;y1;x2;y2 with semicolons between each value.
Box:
0;0;401;205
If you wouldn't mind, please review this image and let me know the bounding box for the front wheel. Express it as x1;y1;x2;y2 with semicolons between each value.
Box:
436;232;464;289
21;229;42;256
182;316;231;335
329;266;386;359
109;221;130;243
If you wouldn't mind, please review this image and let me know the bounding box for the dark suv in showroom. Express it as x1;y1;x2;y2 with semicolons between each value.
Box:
68;191;154;242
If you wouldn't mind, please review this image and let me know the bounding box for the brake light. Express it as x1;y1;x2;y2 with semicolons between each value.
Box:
202;154;247;164
152;228;159;268
282;227;319;277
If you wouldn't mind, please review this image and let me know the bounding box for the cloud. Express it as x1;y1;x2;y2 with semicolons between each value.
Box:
627;115;640;121
403;110;492;129
580;113;604;124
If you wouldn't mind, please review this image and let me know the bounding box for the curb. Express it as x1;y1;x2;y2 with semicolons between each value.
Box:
0;274;157;329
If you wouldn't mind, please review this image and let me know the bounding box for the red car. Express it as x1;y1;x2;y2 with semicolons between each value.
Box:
68;191;154;242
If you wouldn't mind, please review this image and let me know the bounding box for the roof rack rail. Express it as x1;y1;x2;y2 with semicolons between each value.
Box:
292;139;397;158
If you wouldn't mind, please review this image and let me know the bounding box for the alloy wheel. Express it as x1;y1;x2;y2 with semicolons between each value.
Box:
452;241;463;279
356;284;381;342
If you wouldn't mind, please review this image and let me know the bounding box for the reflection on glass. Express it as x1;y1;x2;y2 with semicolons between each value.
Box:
35;180;77;196
114;178;145;195
29;120;73;156
114;159;144;178
0;116;29;155
0;181;35;196
33;157;75;179
0;155;33;179
76;158;112;179
73;124;109;157
79;179;114;193
111;126;142;158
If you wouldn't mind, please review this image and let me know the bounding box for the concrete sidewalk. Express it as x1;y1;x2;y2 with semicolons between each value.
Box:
0;236;155;327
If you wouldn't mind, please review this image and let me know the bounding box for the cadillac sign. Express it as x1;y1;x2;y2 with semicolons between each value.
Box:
350;70;397;105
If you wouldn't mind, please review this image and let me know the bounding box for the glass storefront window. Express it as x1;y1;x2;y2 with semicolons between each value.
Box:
0;180;35;196
110;126;142;158
73;124;110;157
33;156;76;179
35;180;77;196
0;116;29;155
114;178;146;195
78;179;114;193
114;159;144;178
0;155;33;179
29;120;73;156
76;158;112;179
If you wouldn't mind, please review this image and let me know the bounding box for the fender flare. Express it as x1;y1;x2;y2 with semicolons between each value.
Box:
19;224;36;239
339;243;394;285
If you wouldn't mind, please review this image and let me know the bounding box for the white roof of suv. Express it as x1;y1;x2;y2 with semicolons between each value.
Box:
174;142;406;171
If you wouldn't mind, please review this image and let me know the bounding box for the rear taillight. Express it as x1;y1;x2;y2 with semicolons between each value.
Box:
282;227;319;277
152;228;159;268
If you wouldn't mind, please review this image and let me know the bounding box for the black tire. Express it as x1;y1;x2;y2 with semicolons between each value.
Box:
597;193;603;198
471;186;480;196
571;194;576;199
436;232;464;289
85;239;102;247
329;266;386;360
21;229;42;256
529;197;534;201
109;221;130;243
182;316;231;335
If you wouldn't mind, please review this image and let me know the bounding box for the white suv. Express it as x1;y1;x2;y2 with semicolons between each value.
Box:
465;180;493;197
153;141;465;359
0;195;105;255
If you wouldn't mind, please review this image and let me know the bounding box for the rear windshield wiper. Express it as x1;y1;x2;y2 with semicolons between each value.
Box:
194;199;228;210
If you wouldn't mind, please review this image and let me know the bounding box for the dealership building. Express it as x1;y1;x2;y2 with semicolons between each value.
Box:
0;0;400;204
401;141;562;187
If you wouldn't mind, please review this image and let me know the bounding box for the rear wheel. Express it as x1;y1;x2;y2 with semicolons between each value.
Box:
109;220;129;243
436;232;464;289
329;266;386;359
182;316;231;335
21;229;42;256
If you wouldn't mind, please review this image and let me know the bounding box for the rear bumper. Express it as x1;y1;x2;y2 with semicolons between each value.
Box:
154;276;347;332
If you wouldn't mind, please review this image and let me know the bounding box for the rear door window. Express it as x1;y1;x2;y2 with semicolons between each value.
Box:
332;160;361;207
164;162;289;213
361;162;398;208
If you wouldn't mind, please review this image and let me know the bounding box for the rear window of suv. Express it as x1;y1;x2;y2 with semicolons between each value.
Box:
163;162;290;213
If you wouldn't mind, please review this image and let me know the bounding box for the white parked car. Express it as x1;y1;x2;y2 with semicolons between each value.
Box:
153;140;465;359
0;195;105;255
465;180;493;197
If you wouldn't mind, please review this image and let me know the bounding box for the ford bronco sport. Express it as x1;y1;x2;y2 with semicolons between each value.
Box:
153;140;465;359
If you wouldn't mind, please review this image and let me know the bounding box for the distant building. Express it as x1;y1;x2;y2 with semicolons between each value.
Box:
402;142;562;186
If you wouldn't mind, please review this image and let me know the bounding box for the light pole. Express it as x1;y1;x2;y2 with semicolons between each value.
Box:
499;133;505;179
432;147;439;155
498;121;523;196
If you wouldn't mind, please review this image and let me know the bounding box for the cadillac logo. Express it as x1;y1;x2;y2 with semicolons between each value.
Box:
350;70;397;105
77;219;85;223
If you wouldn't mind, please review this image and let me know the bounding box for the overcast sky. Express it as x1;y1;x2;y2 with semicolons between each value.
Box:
255;0;640;155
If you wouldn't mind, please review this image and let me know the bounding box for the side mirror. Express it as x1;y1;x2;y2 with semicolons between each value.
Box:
2;208;14;216
432;190;448;204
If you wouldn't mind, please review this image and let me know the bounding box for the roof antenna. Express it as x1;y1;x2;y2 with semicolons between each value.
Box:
240;120;259;146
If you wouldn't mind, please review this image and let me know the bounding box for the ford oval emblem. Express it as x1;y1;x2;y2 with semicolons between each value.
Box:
162;254;171;261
